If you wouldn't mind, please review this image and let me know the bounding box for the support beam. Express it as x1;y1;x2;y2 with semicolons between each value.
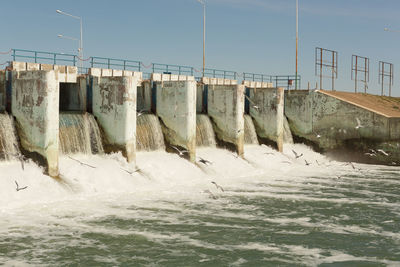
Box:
155;80;196;162
207;84;245;156
248;87;284;152
12;70;59;177
92;76;137;163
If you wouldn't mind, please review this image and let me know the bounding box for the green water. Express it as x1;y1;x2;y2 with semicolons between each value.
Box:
0;148;399;266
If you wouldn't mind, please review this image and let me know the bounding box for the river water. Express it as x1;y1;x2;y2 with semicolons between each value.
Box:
0;144;399;266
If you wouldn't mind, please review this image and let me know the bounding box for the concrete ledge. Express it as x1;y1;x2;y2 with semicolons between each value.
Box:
151;73;195;82
92;76;137;163
10;61;77;83
155;80;196;161
242;80;273;88
249;87;284;151
11;70;59;176
201;77;237;85
207;84;244;156
89;68;143;82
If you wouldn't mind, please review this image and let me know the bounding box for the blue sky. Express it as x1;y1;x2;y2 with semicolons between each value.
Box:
1;0;400;96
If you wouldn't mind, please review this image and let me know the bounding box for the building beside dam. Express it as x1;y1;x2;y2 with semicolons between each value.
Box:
0;50;399;177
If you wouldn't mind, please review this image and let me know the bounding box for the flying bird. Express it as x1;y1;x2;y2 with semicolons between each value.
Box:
304;160;311;166
15;180;28;192
292;149;303;159
198;157;213;165
211;181;224;192
377;149;389;156
171;145;189;156
355;118;364;129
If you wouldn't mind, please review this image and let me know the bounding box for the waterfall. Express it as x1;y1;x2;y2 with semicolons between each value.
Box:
244;115;259;145
283;117;294;144
196;114;217;147
59;112;104;155
136;114;165;151
0;113;20;161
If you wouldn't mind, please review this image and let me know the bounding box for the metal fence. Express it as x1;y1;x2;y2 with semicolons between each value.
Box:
8;48;301;89
90;56;142;72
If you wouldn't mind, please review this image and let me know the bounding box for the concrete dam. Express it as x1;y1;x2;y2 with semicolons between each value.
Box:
0;61;399;177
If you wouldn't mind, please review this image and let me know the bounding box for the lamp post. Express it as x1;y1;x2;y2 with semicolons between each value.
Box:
196;0;206;77
295;0;299;90
56;9;83;72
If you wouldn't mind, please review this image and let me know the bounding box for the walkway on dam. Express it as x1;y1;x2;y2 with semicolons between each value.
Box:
320;90;400;118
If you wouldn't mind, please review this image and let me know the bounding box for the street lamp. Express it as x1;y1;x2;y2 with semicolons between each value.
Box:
56;9;83;72
196;0;206;77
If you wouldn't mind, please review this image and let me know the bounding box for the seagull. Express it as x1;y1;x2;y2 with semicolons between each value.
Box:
377;149;389;156
364;152;376;157
137;109;146;117
203;189;218;200
252;105;260;111
15;180;28;192
355;118;364;129
198;157;213;165
292;149;303;159
211;181;224;192
304;160;311;166
171;145;189;156
68;156;96;169
281;161;292;164
121;168;140;174
315;160;321;166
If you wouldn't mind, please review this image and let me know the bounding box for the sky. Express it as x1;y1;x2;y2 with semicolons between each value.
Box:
1;0;400;96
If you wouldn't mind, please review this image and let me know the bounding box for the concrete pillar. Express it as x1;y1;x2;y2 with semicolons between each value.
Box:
12;70;59;177
0;70;5;112
248;87;284;152
92;76;137;163
155;80;196;162
207;84;245;156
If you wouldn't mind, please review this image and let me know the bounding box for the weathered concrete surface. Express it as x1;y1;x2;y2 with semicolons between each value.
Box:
285;90;400;164
151;73;195;82
201;77;237;85
12;70;59;176
242;80;273;88
89;68;143;82
207;84;245;156
248;87;284;152
10;61;77;83
155;80;196;162
92;76;137;163
137;80;152;112
0;70;5;112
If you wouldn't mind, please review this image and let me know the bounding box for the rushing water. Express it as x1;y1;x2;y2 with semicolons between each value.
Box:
196;114;216;147
244;115;259;145
0;144;399;266
59;112;104;155
0;113;20;161
136;114;165;151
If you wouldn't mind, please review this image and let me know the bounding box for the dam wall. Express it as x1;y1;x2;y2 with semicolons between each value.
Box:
246;85;284;152
11;70;60;176
0;70;5;112
203;78;245;156
285;90;400;164
154;78;196;162
91;74;138;163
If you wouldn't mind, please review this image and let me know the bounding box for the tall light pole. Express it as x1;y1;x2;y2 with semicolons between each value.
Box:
197;0;206;77
295;0;299;90
56;9;83;72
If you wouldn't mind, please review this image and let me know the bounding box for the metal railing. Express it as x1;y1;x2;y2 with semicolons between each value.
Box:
7;48;301;88
90;56;142;71
243;72;301;90
151;63;194;76
12;49;78;66
203;68;238;79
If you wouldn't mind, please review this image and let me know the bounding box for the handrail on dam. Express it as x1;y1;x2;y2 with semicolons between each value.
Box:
151;63;194;76
8;48;300;87
12;49;77;66
204;68;237;79
243;72;301;89
90;56;142;71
